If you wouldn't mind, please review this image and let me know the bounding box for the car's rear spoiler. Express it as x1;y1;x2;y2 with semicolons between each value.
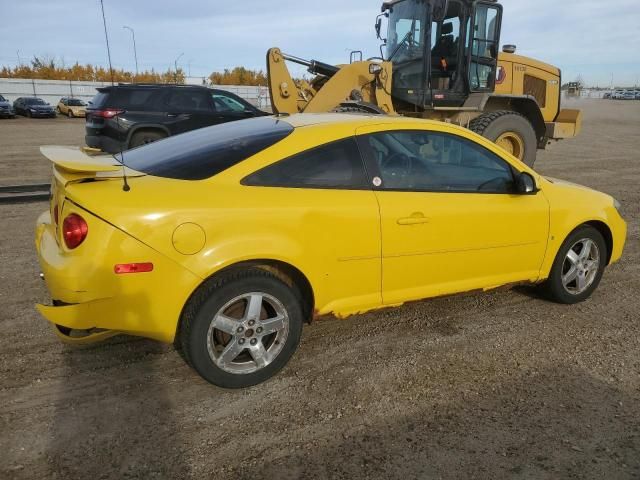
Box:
39;146;144;183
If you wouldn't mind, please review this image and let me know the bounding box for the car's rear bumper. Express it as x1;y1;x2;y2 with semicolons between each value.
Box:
35;209;202;344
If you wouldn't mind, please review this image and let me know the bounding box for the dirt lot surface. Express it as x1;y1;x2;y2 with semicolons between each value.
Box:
1;100;639;479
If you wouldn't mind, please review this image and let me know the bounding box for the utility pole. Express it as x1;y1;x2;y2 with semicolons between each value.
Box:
99;0;115;85
123;25;139;77
174;52;184;84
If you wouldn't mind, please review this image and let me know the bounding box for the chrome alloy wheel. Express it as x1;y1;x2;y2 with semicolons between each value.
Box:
561;238;600;295
206;292;289;374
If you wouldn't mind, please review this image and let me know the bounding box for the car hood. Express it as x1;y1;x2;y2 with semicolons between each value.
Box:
0;100;11;107
543;176;609;194
28;104;53;110
542;176;614;208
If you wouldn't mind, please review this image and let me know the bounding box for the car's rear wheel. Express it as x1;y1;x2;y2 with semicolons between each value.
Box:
541;225;607;304
129;130;166;148
178;268;304;388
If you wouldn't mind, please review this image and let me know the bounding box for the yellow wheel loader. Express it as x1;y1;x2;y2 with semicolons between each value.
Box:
266;0;582;166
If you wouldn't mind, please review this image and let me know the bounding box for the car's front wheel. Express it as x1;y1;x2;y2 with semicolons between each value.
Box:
179;268;304;388
68;109;74;118
542;225;607;304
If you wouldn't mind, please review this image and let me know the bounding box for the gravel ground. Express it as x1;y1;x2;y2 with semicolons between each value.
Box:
1;99;639;479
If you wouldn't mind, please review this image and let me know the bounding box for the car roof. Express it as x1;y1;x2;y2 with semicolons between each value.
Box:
281;112;445;130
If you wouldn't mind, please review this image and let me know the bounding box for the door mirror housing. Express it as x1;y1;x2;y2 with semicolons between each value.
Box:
375;13;387;41
515;172;537;194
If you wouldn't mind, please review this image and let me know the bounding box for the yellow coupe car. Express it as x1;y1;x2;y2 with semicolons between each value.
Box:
35;114;626;388
56;97;87;118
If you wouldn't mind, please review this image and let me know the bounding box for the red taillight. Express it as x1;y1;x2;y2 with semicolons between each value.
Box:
114;263;154;274
90;108;125;119
62;213;88;249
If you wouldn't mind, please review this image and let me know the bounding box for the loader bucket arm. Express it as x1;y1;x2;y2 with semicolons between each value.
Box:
267;48;299;114
266;47;396;115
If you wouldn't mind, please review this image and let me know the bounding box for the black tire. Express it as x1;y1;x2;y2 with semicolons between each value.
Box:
26;110;32;118
541;225;607;304
68;109;73;118
469;110;537;167
129;130;166;148
178;268;304;388
332;102;387;115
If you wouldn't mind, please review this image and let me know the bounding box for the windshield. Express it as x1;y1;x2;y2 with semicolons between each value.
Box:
67;99;85;106
0;95;6;102
25;98;46;105
386;0;425;63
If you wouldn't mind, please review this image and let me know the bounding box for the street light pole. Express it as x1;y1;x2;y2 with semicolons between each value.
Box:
123;25;138;77
174;52;184;84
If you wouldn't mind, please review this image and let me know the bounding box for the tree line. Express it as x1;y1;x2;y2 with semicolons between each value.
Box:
0;56;276;86
1;56;185;84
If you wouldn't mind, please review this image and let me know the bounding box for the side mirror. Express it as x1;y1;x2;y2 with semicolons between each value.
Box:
375;13;387;42
516;172;537;194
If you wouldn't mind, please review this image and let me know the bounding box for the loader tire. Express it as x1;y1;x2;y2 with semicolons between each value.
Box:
332;102;386;115
469;110;537;167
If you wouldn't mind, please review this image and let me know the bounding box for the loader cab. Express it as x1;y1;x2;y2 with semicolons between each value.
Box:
382;0;502;111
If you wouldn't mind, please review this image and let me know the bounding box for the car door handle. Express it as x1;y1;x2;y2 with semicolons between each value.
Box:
397;212;430;225
167;113;190;118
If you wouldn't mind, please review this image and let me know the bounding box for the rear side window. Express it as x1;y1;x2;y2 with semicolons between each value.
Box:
90;89;159;110
89;92;109;108
167;90;212;112
243;137;369;189
115;117;294;180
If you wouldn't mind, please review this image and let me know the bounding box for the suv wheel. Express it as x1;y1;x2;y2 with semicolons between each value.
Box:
129;130;167;148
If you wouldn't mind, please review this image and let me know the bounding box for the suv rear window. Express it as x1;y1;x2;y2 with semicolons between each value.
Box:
115;117;294;180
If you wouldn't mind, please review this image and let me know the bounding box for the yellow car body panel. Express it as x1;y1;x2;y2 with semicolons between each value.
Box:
35;114;626;344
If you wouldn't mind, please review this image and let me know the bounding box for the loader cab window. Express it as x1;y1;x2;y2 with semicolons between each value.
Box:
468;4;502;91
385;0;427;97
430;1;463;91
386;2;425;64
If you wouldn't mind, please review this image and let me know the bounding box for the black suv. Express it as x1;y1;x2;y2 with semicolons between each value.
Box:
85;84;267;153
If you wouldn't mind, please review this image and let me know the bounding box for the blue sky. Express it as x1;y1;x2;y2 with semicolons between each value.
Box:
1;0;639;87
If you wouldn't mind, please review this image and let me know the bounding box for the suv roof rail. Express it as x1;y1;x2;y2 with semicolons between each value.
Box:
110;83;208;88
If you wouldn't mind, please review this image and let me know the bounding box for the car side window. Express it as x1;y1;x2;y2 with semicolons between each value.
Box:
243;137;369;189
359;130;514;193
212;93;247;113
166;90;212;112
